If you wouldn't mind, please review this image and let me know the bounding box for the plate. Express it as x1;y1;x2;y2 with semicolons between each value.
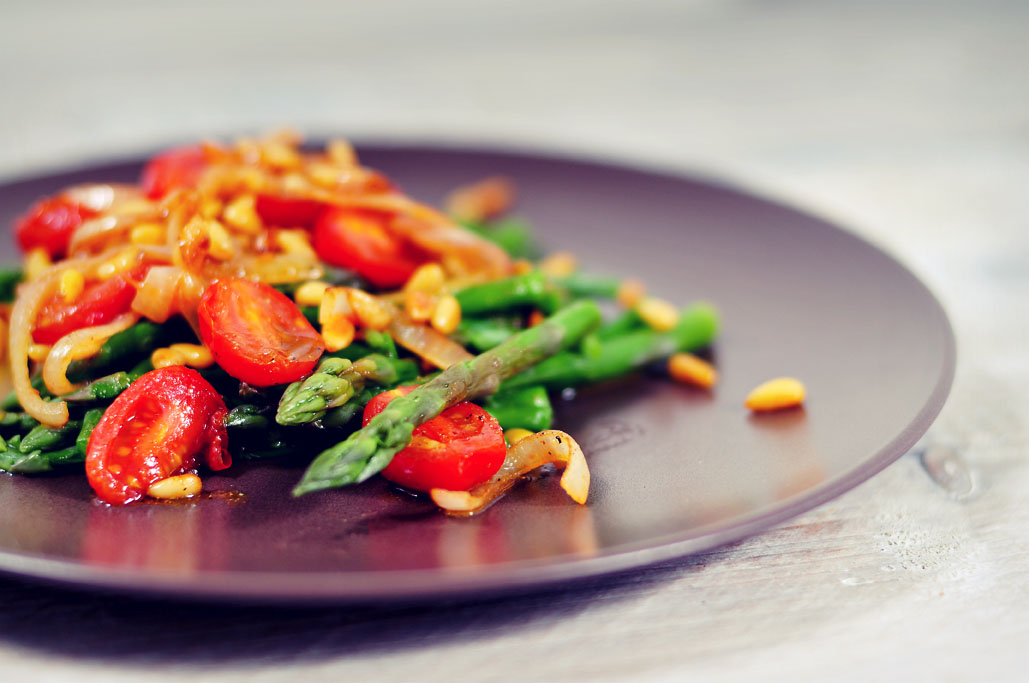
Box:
0;143;954;602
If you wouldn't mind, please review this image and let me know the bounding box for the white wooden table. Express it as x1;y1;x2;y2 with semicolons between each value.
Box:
1;1;1026;680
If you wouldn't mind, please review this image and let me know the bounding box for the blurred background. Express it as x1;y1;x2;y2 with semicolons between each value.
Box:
3;0;1026;358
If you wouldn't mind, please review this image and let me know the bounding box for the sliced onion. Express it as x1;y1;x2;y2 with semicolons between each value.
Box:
131;265;182;323
388;311;473;369
431;430;590;515
42;313;138;396
64;183;142;213
9;255;106;427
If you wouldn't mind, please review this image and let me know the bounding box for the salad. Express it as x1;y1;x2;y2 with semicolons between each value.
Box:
0;132;719;515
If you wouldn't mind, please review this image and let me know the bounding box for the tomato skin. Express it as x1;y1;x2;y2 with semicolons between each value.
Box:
15;196;96;258
197;278;325;386
32;265;148;345
313;208;425;288
254;194;325;227
140;146;208;199
363;387;507;492
86;366;229;505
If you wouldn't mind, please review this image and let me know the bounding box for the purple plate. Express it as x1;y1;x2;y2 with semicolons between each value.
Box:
0;143;954;603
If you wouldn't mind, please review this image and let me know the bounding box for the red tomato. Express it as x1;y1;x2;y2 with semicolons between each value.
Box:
86;366;230;505
254;194;325;227
15;196;96;258
197;278;325;386
363;387;506;492
32;265;148;345
313;207;425;288
140;146;208;199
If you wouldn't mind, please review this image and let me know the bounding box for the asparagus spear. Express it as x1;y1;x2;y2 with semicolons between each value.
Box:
225;404;270;430
0;267;22;303
455;272;563;316
0;444;81;474
553;273;621;299
20;420;82;454
455;316;521;352
276;354;418;425
461;217;540;259
63;372;134;403
500;303;718;392
481;385;553;432
293;299;602;496
76;409;103;456
66;320;165;381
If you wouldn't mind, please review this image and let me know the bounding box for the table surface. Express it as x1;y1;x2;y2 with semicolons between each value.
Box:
1;1;1027;681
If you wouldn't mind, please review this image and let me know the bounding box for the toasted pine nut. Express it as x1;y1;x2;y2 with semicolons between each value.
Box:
319;286;353;325
294;281;329;307
222;194;263;234
327;139;357;167
168;343;214;369
616;278;646;308
151;347;185;369
505;428;534;445
130;223;165;246
23;248;52;281
199;198;224;219
261;141;302;170
27;343;51;362
95;247;140;280
431;295;461;335
511;259;534;276
347;288;392;330
58;268;85;304
322;315;356;352
147;473;202;500
539;251;578;278
636;296;679;332
307;162;343;188
745;377;806;412
668;353;718;389
405;290;437;322
205;220;236;261
404;263;446;295
276;229;314;256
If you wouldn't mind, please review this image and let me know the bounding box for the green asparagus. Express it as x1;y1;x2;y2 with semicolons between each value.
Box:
66;320;165;381
76;409;104;457
0;267;22;303
63;372;134;403
455;316;521;352
276;354;417;425
480;385;553;432
455;272;563;316
500;303;718;392
19;420;82;454
0;445;81;474
225;404;270;430
293;299;602;496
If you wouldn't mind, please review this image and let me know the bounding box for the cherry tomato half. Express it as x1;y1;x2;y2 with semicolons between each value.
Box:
33;265;148;345
197;278;325;386
86;366;229;505
140;145;208;199
254;194;325;227
15;196;96;258
364;386;506;492
313;207;426;289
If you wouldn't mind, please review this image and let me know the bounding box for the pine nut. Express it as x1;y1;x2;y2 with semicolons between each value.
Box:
147;473;202;500
668;353;718;389
745;377;806;412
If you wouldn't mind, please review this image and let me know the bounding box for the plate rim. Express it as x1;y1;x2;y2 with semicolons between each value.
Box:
0;140;956;603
